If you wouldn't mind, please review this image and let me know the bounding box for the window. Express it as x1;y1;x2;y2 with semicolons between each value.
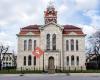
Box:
34;40;36;50
6;57;8;61
24;40;27;51
66;56;69;66
6;62;8;67
28;39;32;50
66;40;69;51
71;39;74;51
52;34;56;50
76;40;79;51
46;34;50;50
9;57;11;61
71;55;74;65
76;56;79;65
3;62;5;67
9;63;11;66
3;57;5;61
23;56;26;66
34;56;36;66
28;55;32;66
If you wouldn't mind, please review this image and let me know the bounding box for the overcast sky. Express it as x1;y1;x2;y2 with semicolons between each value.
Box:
0;0;100;53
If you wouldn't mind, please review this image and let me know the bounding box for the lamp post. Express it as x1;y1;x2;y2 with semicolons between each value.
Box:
43;53;44;72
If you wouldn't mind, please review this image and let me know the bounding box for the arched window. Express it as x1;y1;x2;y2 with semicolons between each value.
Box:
71;39;74;51
66;40;69;51
76;56;79;65
76;40;78;51
46;34;50;50
24;40;27;51
23;56;26;66
28;39;32;50
71;55;74;65
3;57;5;61
6;57;8;61
52;34;56;50
34;56;36;66
34;40;36;50
28;55;31;66
66;56;69;66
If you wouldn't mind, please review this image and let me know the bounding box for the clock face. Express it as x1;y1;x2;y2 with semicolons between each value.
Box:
49;11;52;14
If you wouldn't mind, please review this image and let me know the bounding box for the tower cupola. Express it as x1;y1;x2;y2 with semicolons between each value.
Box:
44;2;57;24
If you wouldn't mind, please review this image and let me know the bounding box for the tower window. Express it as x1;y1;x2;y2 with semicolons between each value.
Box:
52;34;56;50
46;34;50;50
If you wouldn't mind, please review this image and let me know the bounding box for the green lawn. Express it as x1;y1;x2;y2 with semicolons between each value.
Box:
0;69;100;74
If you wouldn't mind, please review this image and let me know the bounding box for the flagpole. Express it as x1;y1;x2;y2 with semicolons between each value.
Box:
42;44;44;72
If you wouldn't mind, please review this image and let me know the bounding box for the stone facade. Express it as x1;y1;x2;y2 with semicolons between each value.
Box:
17;3;86;71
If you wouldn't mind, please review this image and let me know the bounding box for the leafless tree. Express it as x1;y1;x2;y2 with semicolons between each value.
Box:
87;31;100;68
87;31;100;54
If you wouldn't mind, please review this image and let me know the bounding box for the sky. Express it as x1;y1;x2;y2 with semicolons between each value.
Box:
0;0;100;53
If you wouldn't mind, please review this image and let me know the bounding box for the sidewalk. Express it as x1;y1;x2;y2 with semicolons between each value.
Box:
0;73;100;77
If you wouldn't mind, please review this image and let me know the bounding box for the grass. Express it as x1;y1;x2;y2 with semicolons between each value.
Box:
0;69;43;74
0;69;100;74
56;70;100;73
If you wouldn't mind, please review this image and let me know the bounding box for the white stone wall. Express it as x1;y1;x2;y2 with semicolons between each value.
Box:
17;35;41;70
63;35;86;70
17;23;86;70
40;24;63;70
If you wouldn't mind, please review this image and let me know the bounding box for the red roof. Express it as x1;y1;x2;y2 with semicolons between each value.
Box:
63;25;84;35
18;24;84;35
63;25;81;29
22;25;40;29
19;25;40;35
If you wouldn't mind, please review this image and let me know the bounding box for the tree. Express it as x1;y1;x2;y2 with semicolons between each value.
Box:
90;31;100;54
0;45;9;70
87;31;100;69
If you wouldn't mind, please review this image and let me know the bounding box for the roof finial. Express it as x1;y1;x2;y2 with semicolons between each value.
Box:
48;0;54;8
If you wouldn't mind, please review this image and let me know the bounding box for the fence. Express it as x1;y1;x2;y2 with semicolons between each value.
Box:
0;66;100;74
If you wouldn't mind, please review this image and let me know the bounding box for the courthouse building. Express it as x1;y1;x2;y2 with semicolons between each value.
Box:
17;3;86;71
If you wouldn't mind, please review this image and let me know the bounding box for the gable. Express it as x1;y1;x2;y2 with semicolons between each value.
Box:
40;22;63;31
68;32;77;35
26;32;34;35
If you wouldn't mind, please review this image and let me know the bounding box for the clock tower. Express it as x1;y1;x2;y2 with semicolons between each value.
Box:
44;2;57;24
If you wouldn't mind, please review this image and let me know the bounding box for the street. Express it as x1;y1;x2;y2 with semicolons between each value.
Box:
0;74;100;80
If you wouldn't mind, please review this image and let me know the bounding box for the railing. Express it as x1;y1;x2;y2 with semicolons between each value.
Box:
0;66;100;74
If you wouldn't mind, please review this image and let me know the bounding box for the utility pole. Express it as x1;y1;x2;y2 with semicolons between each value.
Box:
43;53;44;72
